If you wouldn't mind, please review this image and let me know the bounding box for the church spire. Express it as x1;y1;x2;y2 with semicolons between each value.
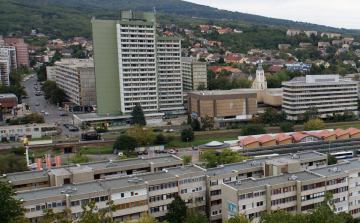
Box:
257;58;263;70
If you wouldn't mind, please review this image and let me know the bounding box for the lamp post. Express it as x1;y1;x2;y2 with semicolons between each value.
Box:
187;138;188;150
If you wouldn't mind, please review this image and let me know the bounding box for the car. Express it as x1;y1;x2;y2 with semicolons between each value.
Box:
192;146;199;150
137;151;143;155
44;112;49;116
63;124;70;128
162;150;168;153
169;150;177;154
60;113;68;116
169;129;174;132
154;150;161;154
58;107;63;111
35;93;40;96
35;103;40;106
40;110;44;113
69;127;79;132
118;152;123;157
173;148;179;152
34;83;37;85
143;150;148;155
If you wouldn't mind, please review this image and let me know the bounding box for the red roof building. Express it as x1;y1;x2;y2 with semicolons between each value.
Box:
267;66;282;73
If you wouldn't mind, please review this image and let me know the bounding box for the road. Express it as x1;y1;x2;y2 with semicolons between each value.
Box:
22;77;82;137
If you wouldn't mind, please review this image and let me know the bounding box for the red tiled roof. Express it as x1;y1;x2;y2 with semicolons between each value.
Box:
226;56;243;61
238;136;259;146
318;130;336;139
290;132;321;142
268;66;282;72
257;134;276;144
333;129;349;137
345;127;360;136
274;133;292;142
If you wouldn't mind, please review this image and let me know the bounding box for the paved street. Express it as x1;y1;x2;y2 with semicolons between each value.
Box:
22;77;82;137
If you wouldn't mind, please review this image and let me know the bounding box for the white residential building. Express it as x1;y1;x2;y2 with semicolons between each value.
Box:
0;46;16;86
282;75;358;120
181;57;207;91
46;66;56;81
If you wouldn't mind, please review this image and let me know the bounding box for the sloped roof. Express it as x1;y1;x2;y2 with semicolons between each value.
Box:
318;130;336;139
345;127;360;136
333;129;349;137
238;136;259;146
268;66;282;72
291;132;321;141
274;133;292;142
257;134;276;144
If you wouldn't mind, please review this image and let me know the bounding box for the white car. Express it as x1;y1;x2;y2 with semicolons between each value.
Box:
118;152;124;157
40;110;45;113
169;150;177;154
44;112;49;115
169;129;174;132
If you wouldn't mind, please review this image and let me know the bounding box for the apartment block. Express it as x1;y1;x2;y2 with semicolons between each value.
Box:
282;75;358;120
0;48;12;86
46;66;56;81
1;37;29;67
0;123;57;142
92;11;183;116
55;59;96;111
181;57;207;91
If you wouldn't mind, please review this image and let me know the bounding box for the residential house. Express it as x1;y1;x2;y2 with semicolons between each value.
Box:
218;28;233;34
336;48;349;55
227;72;254;82
190;51;204;60
353;42;359;46
199;53;214;61
166;24;175;28
304;31;318;38
332;40;343;46
267;66;282;74
207;41;221;46
247;49;263;55
247;57;262;65
318;42;331;48
344;37;354;44
286;62;311;72
321;32;341;38
343;73;360;81
278;44;291;49
28;46;41;53
234;28;243;33
343;60;357;68
286;29;301;36
61;49;73;58
299;43;312;48
190;48;207;53
226;55;246;64
342;44;350;49
164;31;173;36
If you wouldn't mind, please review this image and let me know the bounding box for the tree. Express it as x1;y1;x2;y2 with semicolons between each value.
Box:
228;213;254;223
124;213;160;223
328;154;338;165
258;107;280;125
181;155;192;165
77;201;116;223
197;82;207;90
40;209;73;223
165;196;188;223
303;119;324;131
181;128;194;142
241;124;266;136
307;192;344;223
202;115;215;129
113;134;138;152
200;149;248;168
0;180;26;222
184;210;208;223
303;106;321;122
354;74;360;81
337;212;354;223
130;104;146;126
259;208;307;223
191;118;201;131
155;133;166;144
232;78;252;89
127;124;156;146
280;122;294;132
0;154;28;175
187;113;192;124
29;58;37;67
69;153;89;164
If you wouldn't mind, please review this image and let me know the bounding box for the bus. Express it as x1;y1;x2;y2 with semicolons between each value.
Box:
330;151;354;160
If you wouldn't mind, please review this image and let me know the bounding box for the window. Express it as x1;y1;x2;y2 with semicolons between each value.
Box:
211;190;221;196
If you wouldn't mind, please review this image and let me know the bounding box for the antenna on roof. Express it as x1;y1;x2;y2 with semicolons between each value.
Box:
288;174;298;180
153;6;156;14
128;176;142;183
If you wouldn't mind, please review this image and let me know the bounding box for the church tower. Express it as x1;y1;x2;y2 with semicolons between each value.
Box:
252;59;267;90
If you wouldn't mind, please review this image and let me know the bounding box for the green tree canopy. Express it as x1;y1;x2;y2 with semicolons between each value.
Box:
303;119;324;131
280;122;294;132
0;154;28;175
241;124;266;136
130;104;146;126
0;180;26;222
181;128;195;142
165;196;188;223
191;118;201;131
184;210;208;223
113;134;138;152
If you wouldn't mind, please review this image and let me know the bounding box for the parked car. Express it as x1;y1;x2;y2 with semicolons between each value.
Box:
44;112;49;115
58;107;63;111
155;150;161;154
35;103;40;106
143;150;148;155
34;83;37;85
63;124;70;128
169;150;177;154
162;150;168;153
169;129;174;132
60;113;68;116
40;110;45;113
192;146;199;150
137;151;143;155
69;126;79;132
118;152;123;157
173;148;179;152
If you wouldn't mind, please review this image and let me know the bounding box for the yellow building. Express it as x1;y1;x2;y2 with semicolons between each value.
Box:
257;134;276;147
238;136;259;149
274;133;292;145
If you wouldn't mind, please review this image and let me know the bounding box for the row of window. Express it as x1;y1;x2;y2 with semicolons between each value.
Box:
211;199;222;206
211;209;222;216
332;196;347;204
149;182;178;191
118;200;147;210
179;176;205;184
327;186;348;194
301;182;325;191
301;202;323;212
301;192;325;201
26;200;66;212
271;196;296;206
149;193;178;203
71;196;109;207
211;190;221;196
327;177;347;185
271;186;297;195
180;186;204;194
1;128;39;133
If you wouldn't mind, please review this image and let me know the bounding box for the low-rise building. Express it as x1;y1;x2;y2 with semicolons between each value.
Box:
282;75;358;120
181;57;207;91
286;29;301;36
0;123;57;142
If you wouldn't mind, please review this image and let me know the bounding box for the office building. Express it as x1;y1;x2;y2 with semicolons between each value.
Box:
91;11;183;116
55;59;96;111
282;75;358;120
181;57;207;91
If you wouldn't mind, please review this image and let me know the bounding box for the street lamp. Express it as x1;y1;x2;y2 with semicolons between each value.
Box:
187;138;188;150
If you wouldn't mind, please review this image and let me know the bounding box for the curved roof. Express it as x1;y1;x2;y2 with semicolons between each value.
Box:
205;141;224;147
199;142;230;150
345;127;360;136
291;132;321;142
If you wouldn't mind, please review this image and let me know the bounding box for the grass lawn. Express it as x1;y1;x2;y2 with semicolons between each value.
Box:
78;146;114;154
166;135;238;148
28;136;52;141
327;125;360;130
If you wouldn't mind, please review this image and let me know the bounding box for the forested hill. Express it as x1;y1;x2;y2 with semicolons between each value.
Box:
16;0;360;33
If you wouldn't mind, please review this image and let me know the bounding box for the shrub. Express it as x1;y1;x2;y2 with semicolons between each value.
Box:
155;133;166;144
181;128;194;142
241;124;266;136
153;128;163;132
11;146;26;156
94;126;107;133
280;122;294;132
165;135;175;142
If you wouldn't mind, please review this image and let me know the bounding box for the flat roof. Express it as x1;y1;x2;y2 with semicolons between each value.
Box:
74;112;165;122
4;171;48;183
55;59;94;68
275;151;326;161
207;158;269;176
225;172;323;190
311;159;360;177
1;123;56;130
189;90;255;96
15;181;107;201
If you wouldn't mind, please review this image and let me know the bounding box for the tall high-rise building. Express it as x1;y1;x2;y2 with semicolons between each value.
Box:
92;11;183;116
0;47;16;86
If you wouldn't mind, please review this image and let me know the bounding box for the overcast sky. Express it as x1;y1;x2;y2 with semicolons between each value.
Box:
184;0;360;29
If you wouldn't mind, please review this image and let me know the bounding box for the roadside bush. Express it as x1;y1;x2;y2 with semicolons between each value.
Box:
153;128;163;132
165;135;175;142
11;146;25;156
155;133;166;144
280;122;294;132
181;128;194;142
241;124;266;136
10;119;20;125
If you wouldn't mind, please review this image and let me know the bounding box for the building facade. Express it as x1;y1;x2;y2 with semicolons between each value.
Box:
92;11;183;116
46;66;56;82
282;75;358;120
252;60;267;90
55;59;96;111
181;57;207;91
0;123;57;142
